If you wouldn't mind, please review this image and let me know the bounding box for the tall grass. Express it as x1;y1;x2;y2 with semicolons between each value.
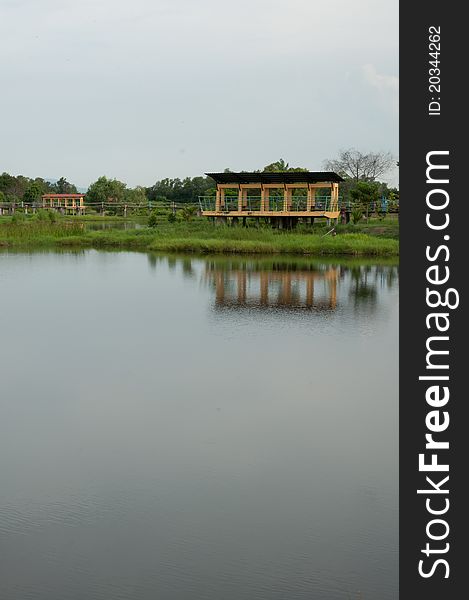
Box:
146;233;398;255
0;217;399;256
0;221;84;244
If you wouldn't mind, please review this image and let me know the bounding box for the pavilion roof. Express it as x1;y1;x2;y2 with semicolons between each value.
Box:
41;193;84;198
206;171;344;185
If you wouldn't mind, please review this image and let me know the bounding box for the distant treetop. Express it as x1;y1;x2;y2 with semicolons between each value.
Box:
262;159;308;172
323;149;395;182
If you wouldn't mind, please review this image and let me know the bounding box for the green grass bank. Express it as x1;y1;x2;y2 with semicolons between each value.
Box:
0;216;399;256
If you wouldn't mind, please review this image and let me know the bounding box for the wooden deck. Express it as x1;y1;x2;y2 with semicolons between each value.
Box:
201;210;341;219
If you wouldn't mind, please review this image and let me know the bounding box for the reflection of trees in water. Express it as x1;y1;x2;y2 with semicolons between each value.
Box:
342;265;399;311
349;266;377;309
167;256;177;272
181;258;195;278
147;254;195;279
147;254;159;270
147;254;170;271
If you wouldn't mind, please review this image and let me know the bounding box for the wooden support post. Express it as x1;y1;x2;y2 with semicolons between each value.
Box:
238;188;248;212
215;188;221;212
283;188;292;212
331;183;339;211
307;186;316;210
260;186;269;212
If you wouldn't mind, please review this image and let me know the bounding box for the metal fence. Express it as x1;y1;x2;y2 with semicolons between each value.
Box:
1;196;399;216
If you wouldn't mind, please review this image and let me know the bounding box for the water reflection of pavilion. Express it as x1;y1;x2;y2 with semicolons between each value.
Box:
204;263;339;310
146;255;399;314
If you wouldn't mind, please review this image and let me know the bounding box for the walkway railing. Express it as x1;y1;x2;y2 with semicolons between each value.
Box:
0;197;399;217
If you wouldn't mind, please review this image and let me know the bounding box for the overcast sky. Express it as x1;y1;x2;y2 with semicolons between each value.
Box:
0;0;398;188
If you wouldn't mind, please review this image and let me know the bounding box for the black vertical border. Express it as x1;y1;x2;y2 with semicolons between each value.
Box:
400;3;466;598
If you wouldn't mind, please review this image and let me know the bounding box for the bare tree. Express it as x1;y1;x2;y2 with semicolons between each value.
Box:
323;149;395;182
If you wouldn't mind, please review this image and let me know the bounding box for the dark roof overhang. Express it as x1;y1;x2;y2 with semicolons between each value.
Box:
205;171;344;185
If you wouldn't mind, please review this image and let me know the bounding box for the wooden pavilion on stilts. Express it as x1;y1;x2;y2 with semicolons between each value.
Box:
199;171;345;228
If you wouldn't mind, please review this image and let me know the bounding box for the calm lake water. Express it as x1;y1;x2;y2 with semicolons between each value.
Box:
0;251;398;600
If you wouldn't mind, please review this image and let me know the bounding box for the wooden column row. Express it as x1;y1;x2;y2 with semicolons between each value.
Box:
215;183;336;212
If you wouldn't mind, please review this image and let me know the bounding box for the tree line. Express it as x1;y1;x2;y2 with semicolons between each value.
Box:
0;174;78;205
1;150;398;208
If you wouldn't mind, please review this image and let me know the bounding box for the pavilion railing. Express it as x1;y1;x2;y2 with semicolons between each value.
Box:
198;195;349;212
197;197;402;213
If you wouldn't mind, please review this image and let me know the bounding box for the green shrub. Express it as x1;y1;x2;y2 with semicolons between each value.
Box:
11;212;26;224
181;205;198;221
35;209;49;222
167;212;177;223
351;208;363;224
148;211;158;228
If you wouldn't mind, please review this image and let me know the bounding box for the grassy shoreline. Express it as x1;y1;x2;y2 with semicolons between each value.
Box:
0;217;399;256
